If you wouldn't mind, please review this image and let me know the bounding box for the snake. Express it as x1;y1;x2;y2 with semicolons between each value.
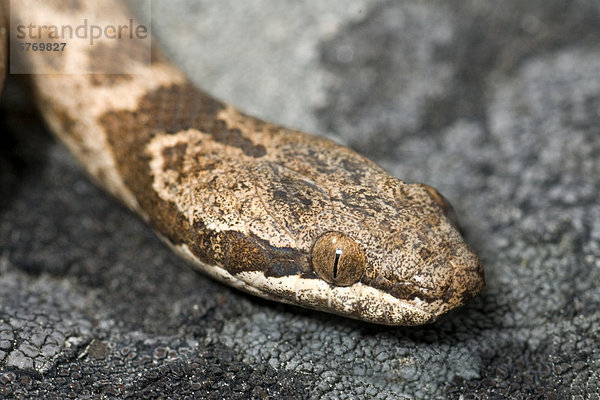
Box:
0;0;485;326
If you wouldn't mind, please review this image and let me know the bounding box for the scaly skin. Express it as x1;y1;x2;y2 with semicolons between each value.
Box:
4;0;485;325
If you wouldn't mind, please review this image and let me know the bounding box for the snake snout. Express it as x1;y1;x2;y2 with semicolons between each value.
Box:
443;246;486;310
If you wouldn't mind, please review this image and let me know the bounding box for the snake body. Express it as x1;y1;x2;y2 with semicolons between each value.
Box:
0;1;485;325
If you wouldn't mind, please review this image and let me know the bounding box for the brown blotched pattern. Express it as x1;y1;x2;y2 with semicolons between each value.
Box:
9;0;485;325
99;85;484;324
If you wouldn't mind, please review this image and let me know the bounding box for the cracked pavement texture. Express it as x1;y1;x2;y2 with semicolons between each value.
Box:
1;0;599;398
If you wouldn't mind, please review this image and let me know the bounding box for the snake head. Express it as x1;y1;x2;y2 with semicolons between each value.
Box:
142;111;484;325
300;182;485;325
301;181;485;325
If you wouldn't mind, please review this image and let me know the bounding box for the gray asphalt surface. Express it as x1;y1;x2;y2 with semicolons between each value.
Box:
1;0;599;398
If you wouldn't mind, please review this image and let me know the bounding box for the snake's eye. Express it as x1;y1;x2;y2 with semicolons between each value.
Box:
312;231;365;286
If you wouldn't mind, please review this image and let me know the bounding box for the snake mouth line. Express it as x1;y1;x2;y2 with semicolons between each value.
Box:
238;272;437;326
168;241;435;325
154;230;478;325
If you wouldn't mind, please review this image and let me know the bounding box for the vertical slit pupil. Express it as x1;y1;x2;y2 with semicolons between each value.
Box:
333;248;342;278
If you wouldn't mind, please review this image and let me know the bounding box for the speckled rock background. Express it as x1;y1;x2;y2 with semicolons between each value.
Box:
1;0;599;398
